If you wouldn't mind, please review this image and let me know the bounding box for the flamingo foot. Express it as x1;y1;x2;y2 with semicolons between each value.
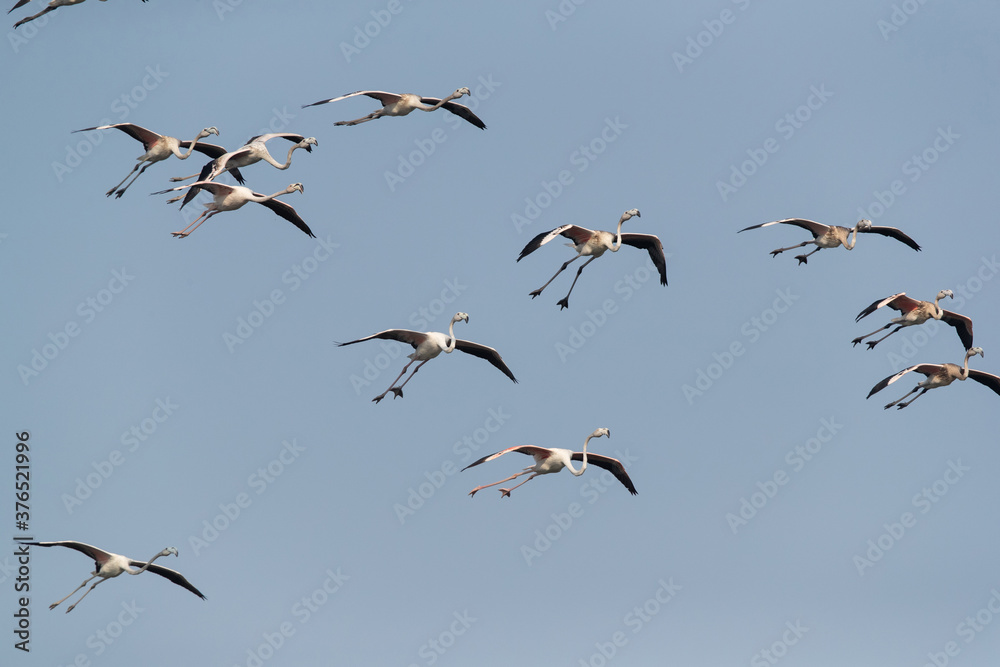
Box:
114;190;126;199
556;298;569;310
499;488;512;498
865;341;879;350
769;249;784;257
48;603;58;610
65;604;76;614
851;337;863;347
171;232;189;238
529;289;543;299
389;387;403;400
794;254;809;265
166;195;184;204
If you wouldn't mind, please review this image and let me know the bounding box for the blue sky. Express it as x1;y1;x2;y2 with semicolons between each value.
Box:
4;1;1000;665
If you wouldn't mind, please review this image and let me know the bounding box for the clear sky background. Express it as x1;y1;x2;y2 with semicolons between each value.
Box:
4;1;1000;665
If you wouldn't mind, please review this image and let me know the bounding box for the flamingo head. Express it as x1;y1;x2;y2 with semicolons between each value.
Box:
453;312;470;325
592;427;611;439
855;219;873;232
201;127;220;138
969;346;985;359
454;87;471;98
299;137;319;151
286;183;305;195
622;209;640;222
161;547;179;558
937;289;954;301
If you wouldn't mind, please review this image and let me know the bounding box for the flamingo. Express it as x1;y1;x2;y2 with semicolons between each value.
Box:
852;290;973;350
867;347;1000;409
336;312;516;403
73;123;224;198
168;133;317;208
302;88;486;129
517;209;667;309
151;181;312;238
738;218;921;264
10;0;146;29
24;541;204;613
464;428;637;498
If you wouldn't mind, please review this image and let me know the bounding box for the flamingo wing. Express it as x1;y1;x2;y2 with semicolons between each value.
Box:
620;233;668;286
245;133;312;150
74;123;161;151
854;293;909;322
517;225;594;261
256;197;315;238
867;364;943;398
336;329;429;349
940;310;974;350
419;98;486;129
25;540;114;564
738;218;831;238
454;339;517;383
129;560;206;600
860;225;922;251
968;370;1000;397
569;452;638;495
461;446;554;471
302;90;401;108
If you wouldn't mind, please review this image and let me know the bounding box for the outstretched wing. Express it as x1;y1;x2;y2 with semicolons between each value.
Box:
738;218;831;237
245;133;311;149
74;123;161;151
860;225;921;251
257;197;314;238
336;329;428;349
569;452;638;495
419;98;487;129
302;90;401;108
854;293;912;322
461;446;553;471
968;370;1000;397
517;225;594;261
25;540;113;564
867;364;943;398
940;310;974;350
129;561;206;600
620;233;667;286
454;339;517;383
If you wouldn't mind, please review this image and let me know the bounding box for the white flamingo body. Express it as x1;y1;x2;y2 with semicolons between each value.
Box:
25;541;204;613
464;428;637;498
303;88;486;129
867;347;1000;409
152;181;312;238
337;312;516;403
852;290;973;350
738;218;921;264
518;209;667;309
73;123;222;198
10;0;146;28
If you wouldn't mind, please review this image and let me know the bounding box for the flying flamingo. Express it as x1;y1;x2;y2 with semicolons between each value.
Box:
336;312;516;403
73;123;224;198
168;133;317;208
302;88;486;129
517;209;667;309
738;218;921;264
151;181;312;238
852;290;973;350
25;541;204;613
867;347;1000;409
10;0;146;29
464;428;637;498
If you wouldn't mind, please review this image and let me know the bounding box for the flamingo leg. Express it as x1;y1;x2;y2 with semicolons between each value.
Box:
852;323;895;347
388;359;431;400
467;469;533;498
48;572;99;610
169;172;200;183
172;210;216;238
884;386;924;410
499;473;542;498
13;5;55;28
529;255;580;299
862;326;905;350
334;110;384;127
769;240;813;257
112;162;154;198
105;162;145;197
894;387;930;410
65;576;112;613
556;256;598;310
372;360;416;403
793;247;823;265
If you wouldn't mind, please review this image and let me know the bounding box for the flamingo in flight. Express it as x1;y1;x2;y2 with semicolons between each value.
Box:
867;347;1000;409
168;133;317;208
852;290;973;350
73;123;225;198
302;88;486;129
738;218;921;264
464;428;637;498
10;0;145;29
24;541;204;613
151;181;312;238
518;209;667;309
336;312;516;403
